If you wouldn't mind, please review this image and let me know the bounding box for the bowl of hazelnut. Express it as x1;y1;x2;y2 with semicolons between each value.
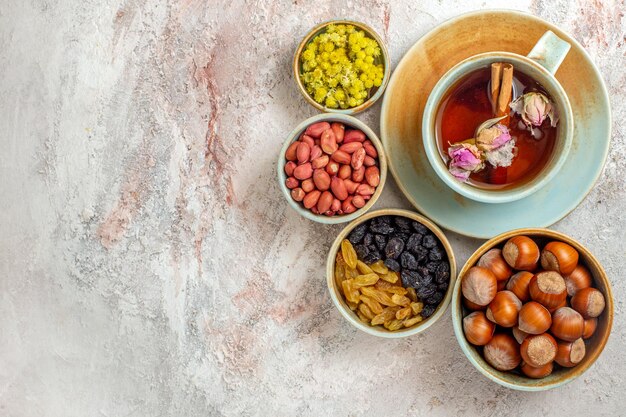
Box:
451;228;613;390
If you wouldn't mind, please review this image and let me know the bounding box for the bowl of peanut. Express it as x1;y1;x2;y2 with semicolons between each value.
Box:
326;209;457;337
278;113;387;224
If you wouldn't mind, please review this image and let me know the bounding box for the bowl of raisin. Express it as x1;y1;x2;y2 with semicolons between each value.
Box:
326;209;457;337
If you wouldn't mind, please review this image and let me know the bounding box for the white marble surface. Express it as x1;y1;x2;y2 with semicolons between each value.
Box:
1;0;625;416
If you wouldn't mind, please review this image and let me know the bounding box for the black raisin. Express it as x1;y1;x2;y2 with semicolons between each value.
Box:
406;233;423;253
374;234;387;251
370;216;394;235
379;216;391;225
435;263;450;284
417;273;434;288
363;233;374;247
422;234;437;248
385;237;405;260
354;244;369;260
393;232;410;243
363;248;381;264
429;247;444;261
413;246;428;263
394;216;411;231
438;281;449;291
384;258;401;272
400;252;418;270
416;283;436;299
401;270;420;288
425;261;439;274
348;223;368;244
412;222;429;234
425;291;444;305
416;266;430;277
422;304;436;318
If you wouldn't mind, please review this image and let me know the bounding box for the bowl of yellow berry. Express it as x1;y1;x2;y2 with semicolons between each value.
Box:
294;20;390;114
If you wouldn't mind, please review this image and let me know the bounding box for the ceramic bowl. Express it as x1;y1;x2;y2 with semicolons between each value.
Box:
326;209;457;338
293;20;391;114
278;113;387;224
451;228;613;390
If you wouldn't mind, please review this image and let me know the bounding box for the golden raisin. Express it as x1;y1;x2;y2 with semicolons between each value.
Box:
380;271;399;283
360;286;396;306
353;273;379;287
406;287;417;302
385;319;404;331
357;311;370;323
341;239;357;269
403;315;423;327
396;306;412;320
342;279;360;303
347;300;359;311
370;260;388;275
410;302;424;315
391;294;410;307
371;307;400;325
359;303;375;320
359;294;383;315
356;260;374;275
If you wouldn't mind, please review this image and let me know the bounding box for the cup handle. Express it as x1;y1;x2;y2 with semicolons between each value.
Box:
526;30;571;75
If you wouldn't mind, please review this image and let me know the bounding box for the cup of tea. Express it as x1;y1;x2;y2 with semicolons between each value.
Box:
422;31;574;204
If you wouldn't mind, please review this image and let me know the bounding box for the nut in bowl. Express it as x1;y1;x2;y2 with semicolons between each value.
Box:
278;113;387;224
294;20;391;114
452;228;613;390
327;209;457;337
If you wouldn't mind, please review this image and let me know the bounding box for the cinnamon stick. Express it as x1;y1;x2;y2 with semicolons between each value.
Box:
491;63;503;115
490;62;514;121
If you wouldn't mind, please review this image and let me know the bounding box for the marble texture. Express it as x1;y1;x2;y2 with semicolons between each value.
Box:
0;0;624;416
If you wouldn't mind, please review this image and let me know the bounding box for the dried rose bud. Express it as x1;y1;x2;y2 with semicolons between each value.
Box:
448;143;484;182
476;123;512;152
510;92;558;128
476;123;516;168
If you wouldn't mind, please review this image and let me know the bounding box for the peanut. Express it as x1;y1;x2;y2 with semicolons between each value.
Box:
311;155;329;169
293;163;313;180
317;191;333;213
303;190;321;209
285;141;299;161
297;142;310;164
305;122;330;138
331;122;345;143
344;179;359;194
331;150;351;164
351;147;366;170
301;178;314;193
291;188;305;202
300;134;315;147
331;177;348;200
352;166;365;182
285;177;299;189
284;161;296;176
352;194;366;208
357;183;375;196
331;198;341;212
313;169;331;191
338;142;363;154
364;155;376;167
310;145;323;160
363;140;378;158
342;197;356;214
326;161;340;176
343;129;366;143
320;129;338;154
365;166;380;187
338;164;351;179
